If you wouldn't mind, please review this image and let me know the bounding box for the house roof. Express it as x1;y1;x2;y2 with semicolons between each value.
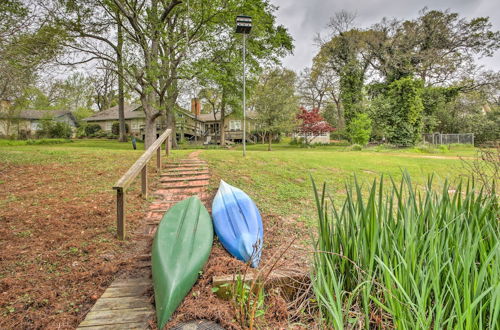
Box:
197;110;258;122
83;104;144;121
197;112;221;122
0;109;74;120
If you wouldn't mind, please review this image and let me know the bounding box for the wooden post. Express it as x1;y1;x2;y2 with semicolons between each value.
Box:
156;147;161;172
116;188;125;240
166;135;171;156
141;166;147;199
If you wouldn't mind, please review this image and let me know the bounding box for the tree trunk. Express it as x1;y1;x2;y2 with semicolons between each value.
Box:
268;132;272;151
117;12;127;142
141;93;158;149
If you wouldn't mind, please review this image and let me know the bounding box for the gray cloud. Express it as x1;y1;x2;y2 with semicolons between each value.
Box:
270;0;500;72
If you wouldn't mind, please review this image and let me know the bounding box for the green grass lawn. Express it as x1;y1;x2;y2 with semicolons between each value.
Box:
200;142;476;226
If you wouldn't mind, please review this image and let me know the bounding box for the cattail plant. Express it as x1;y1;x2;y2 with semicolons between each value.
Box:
312;173;499;329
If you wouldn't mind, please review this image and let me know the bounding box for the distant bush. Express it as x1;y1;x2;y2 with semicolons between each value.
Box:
350;144;363;151
347;113;372;146
111;121;130;136
84;124;102;136
26;139;73;145
37;120;72;139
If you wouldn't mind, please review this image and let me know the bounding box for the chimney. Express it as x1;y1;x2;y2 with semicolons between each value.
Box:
191;98;201;116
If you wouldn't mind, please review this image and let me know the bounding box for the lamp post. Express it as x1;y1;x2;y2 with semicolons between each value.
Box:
236;15;252;156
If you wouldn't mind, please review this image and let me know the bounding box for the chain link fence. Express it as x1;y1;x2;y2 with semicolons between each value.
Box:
422;133;475;145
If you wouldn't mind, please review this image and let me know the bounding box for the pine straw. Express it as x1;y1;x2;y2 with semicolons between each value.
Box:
164;212;313;330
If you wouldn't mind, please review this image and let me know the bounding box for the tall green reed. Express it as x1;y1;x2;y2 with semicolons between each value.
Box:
312;173;499;329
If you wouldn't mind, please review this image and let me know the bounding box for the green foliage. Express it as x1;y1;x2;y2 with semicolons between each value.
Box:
421;86;460;132
252;68;298;149
111;121;129;136
340;60;364;125
312;174;500;328
84;124;102;136
230;275;266;328
384;77;424;146
349;143;362;151
26;139;73;145
347;113;371;145
37;120;72;139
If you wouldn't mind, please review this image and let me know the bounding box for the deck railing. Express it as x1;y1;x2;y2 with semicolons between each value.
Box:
113;129;172;240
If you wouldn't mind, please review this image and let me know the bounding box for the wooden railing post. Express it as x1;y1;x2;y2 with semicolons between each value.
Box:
116;188;125;240
156;146;161;172
166;135;171;156
141;166;148;199
113;129;171;240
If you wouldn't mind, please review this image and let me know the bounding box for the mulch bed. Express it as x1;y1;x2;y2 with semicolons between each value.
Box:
163;190;313;329
0;162;151;329
1;158;314;329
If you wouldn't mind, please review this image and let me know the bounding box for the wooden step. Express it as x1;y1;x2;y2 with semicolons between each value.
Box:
77;277;153;329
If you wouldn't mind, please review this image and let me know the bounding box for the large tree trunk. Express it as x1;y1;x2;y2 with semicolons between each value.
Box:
141;93;159;149
117;12;127;142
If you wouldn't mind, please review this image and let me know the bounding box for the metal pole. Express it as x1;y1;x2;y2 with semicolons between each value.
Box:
242;33;246;157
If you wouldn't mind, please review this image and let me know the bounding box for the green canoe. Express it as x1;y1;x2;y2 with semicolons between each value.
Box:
152;196;213;329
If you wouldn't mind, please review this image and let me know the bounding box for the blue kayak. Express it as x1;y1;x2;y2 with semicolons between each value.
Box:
212;180;263;268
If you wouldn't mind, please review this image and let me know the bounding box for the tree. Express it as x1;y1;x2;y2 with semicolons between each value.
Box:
296;107;334;145
314;12;374;127
347;113;372;145
252;68;298;151
367;9;500;85
384;77;424;146
193;0;293;146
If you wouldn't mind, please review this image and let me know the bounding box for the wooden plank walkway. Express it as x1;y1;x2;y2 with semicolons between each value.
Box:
78;156;211;329
77;277;153;329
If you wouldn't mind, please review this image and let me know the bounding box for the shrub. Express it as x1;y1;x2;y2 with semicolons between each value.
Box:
350;143;362;151
38;120;72;139
311;175;499;329
111;121;130;136
347;113;372;145
84;124;102;136
26;139;72;145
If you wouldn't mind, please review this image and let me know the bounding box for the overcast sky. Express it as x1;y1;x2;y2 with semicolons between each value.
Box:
269;0;500;72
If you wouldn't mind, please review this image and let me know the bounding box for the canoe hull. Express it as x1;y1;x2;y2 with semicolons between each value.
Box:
152;196;213;328
212;180;263;267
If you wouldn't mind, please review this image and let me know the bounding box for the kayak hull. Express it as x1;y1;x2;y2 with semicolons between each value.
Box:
152;196;213;328
212;180;263;267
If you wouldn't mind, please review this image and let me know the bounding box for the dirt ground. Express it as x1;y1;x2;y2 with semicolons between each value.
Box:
0;161;154;329
1;156;313;329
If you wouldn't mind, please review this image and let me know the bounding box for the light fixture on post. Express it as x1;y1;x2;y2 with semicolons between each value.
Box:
235;15;252;156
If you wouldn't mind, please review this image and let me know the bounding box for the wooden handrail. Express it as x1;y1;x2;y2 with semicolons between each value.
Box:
113;129;172;240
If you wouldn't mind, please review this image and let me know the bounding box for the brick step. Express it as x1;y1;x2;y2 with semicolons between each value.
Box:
152;193;211;202
167;160;207;165
161;172;209;177
160;176;210;183
158;184;208;190
164;163;206;168
166;168;208;173
159;179;209;186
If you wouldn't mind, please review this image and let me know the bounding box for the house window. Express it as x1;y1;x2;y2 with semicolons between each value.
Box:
31;121;40;131
105;122;112;131
229;120;241;131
